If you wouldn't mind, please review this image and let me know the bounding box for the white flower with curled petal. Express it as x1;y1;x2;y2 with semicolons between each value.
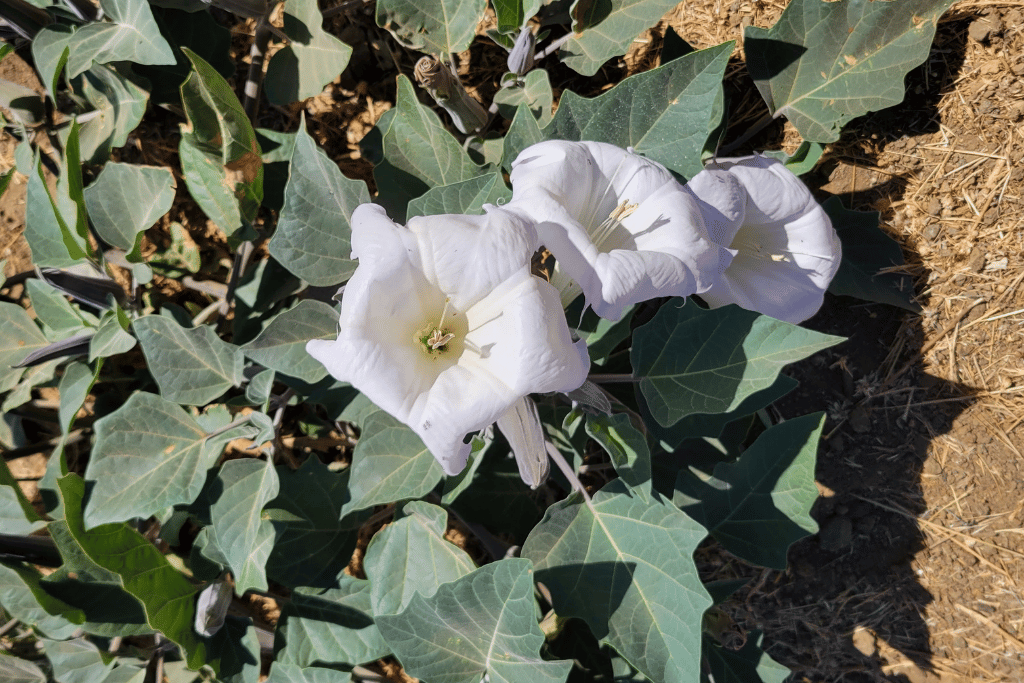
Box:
306;203;590;476
683;154;842;324
506;140;729;321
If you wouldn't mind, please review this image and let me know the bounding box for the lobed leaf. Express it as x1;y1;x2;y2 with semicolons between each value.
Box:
523;480;712;683
276;576;390;669
376;559;573;683
31;0;174;83
363;501;475;617
824;196;921;311
582;412;652;490
406;172;511;218
632;299;843;427
374;75;480;221
266;457;367;588
84;163;175;254
269;119;370;286
673;414;823;569
509;42;732;178
0;562;83;639
134;315;243;405
84;392;233;527
208;458;279;594
344;412;444;514
376;0;487;55
560;0;680;76
265;0;352;105
241;300;338;383
745;0;958;142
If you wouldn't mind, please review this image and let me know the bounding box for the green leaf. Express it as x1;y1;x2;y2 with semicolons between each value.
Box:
745;0;958;142
0;656;46;683
363;501;475;617
84;392;238;527
639;373;798;452
0;77;45;127
140;6;234;105
54;361;96;458
375;75;480;221
56;474;253;675
493;68;553;124
84;163;175;254
406;171;511;218
583;412;651;489
535;42;732;178
674;414;823;569
74;64;150;165
632;299;843;427
0;457;44;534
26;279;86;336
179;48;262;239
265;663;352;683
376;559;573;683
824;196;921;312
276;576;390;668
501;103;543;171
61;122;91;252
345;413;444;514
241;300;337;383
269;119;370;286
30;27;72;101
33;0;174;81
493;0;539;33
523;480;712;682
41;521;153;637
762;140;826;176
2;360;60;413
42;637;129;683
265;0;352;105
24;157;88;267
560;0;680;76
205;458;279;594
0;302;49;370
568;301;634;363
133;315;243;405
0;561;85;640
89;308;137;361
376;0;487;54
704;631;790;683
266;458;367;588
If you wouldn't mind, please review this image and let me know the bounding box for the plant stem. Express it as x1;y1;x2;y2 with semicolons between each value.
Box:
545;443;592;505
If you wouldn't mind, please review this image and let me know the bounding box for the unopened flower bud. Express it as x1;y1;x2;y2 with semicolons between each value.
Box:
414;56;487;134
506;29;536;76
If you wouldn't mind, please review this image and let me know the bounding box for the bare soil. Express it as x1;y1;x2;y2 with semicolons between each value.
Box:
2;2;1023;682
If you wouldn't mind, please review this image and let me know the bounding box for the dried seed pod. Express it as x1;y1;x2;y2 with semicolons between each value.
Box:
414;56;487;134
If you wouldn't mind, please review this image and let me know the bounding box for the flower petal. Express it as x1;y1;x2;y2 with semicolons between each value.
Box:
408;205;538;312
496;396;549;489
508;141;724;320
686;155;842;323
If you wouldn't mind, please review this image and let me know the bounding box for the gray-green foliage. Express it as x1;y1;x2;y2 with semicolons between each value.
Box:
632;299;843;427
524;481;712;683
269;120;370;285
0;0;955;679
265;0;352;105
745;0;958;141
376;559;574;683
376;0;487;55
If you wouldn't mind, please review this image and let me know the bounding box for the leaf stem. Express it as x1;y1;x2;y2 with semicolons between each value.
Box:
205;416;257;440
533;32;575;63
718;111;777;156
545;443;592;505
587;373;638;384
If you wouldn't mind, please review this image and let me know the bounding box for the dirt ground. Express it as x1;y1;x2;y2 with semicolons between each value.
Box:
2;1;1023;682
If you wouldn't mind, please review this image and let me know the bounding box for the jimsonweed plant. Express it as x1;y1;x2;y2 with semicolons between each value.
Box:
0;0;943;682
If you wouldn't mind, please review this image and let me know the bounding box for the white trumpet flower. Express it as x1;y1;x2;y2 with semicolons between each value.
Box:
506;140;728;321
684;155;842;323
306;203;589;476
